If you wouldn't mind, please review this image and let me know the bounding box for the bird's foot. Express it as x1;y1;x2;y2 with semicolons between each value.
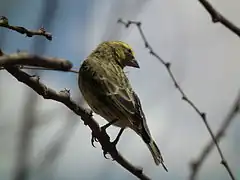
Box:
102;128;125;160
100;119;118;132
91;120;123;160
103;149;110;159
111;128;125;147
90;119;117;148
91;131;98;147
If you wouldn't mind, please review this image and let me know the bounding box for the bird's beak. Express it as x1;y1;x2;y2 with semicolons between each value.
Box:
126;59;140;68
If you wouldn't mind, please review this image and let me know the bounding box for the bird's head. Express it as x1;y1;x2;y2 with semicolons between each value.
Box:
97;41;140;69
110;41;140;68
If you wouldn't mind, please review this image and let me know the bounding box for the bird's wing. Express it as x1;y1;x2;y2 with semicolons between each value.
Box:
97;71;151;133
131;91;152;140
97;73;136;116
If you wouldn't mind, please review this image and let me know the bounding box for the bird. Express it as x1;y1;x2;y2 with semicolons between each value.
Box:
78;41;167;171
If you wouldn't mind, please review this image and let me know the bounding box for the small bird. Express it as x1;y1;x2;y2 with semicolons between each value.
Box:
78;41;167;171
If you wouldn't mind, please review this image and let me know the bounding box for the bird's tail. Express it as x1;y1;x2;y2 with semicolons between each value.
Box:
147;139;168;171
140;129;168;171
147;139;162;164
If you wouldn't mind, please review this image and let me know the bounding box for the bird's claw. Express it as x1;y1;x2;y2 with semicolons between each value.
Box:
90;122;120;161
91;132;98;147
103;150;110;159
102;139;119;161
103;149;115;161
90;125;110;148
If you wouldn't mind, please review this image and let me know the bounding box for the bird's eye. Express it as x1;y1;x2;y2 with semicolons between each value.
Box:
127;48;132;54
127;48;135;57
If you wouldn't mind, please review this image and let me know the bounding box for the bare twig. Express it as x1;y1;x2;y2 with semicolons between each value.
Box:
118;19;236;180
0;16;52;40
4;65;151;180
190;91;240;180
198;0;240;38
0;50;72;71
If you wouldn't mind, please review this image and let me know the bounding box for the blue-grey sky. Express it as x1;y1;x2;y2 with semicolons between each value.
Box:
0;0;239;180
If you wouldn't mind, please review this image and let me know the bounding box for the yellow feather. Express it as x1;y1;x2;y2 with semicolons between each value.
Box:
112;41;135;56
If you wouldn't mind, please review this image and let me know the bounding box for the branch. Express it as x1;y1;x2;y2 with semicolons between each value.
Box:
0;16;52;40
198;0;240;38
4;65;151;180
0;50;72;71
0;66;79;73
15;66;79;73
190;91;240;180
118;19;236;180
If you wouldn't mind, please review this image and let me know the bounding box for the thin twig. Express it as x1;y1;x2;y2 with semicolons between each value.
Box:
190;91;240;180
4;65;151;180
0;50;72;71
198;0;240;38
0;16;52;40
118;18;236;180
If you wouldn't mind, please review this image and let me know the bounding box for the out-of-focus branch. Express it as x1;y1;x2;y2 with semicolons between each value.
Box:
12;2;57;180
198;0;240;38
0;16;52;40
13;90;36;180
118;19;236;180
38;116;77;171
190;91;240;180
4;65;151;180
0;50;72;71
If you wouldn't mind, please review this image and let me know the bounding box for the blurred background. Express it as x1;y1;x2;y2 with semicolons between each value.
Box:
0;0;239;180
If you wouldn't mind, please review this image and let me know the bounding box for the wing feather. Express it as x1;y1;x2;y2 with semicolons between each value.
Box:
98;74;136;115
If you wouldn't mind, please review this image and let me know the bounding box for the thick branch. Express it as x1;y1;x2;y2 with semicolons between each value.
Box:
4;66;151;180
0;50;72;71
190;91;240;180
118;19;236;180
0;16;52;40
198;0;240;38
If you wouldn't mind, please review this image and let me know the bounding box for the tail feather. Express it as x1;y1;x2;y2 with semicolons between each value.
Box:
131;91;168;171
147;139;168;172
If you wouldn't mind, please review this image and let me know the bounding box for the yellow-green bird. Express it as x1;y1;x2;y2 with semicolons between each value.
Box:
78;41;167;171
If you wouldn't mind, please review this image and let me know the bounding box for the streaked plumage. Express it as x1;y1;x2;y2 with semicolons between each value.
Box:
78;41;167;170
